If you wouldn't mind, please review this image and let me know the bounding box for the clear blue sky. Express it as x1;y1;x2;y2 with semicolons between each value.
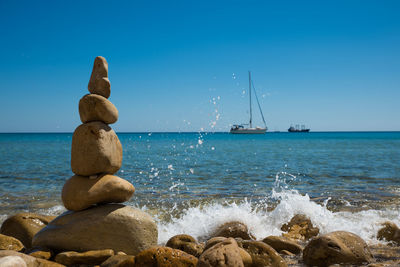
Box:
0;0;399;132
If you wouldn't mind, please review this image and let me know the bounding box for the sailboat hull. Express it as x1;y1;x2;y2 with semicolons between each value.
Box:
230;128;267;134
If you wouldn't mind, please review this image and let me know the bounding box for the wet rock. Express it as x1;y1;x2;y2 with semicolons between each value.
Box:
0;250;64;267
281;214;319;240
71;121;122;176
33;204;157;255
62;174;134;211
88;56;110;98
238;240;287;267
211;221;254;240
204;237;227;251
26;246;53;260
55;249;114;266
262;236;303;254
377;221;400;245
0;233;24;251
0;256;27;267
134;246;198;266
198;237;244;267
238;247;252;267
203;237;252;266
303;231;373;266
100;254;135;267
166;234;204;257
79;94;118;124
0;213;55;249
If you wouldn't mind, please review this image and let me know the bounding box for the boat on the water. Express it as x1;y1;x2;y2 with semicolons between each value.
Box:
230;71;267;134
288;124;310;132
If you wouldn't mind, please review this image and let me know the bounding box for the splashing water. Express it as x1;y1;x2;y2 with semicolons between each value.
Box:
155;187;400;245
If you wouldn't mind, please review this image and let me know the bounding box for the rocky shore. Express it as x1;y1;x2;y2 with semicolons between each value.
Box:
0;57;400;266
1;211;400;266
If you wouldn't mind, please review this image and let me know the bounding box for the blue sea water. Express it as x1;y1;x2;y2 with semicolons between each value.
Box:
1;131;400;243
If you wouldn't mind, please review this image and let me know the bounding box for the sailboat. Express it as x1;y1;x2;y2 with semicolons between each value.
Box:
230;71;267;134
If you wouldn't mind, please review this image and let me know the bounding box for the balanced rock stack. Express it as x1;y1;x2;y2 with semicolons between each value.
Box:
33;57;158;255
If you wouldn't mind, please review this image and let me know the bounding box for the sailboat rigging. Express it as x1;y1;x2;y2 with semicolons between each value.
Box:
230;71;267;134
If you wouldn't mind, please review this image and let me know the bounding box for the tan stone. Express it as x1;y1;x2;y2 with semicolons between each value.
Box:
0;250;63;267
62;174;134;211
377;221;400;245
55;249;114;266
281;214;319;240
32;204;157;255
166;234;204;257
198;237;244;267
79;94;118;124
211;221;254;240
303;231;373;266
71;121;122;176
0;213;55;249
238;240;287;267
134;246;198;266
238;247;252;267
0;233;24;251
100;254;135;267
204;237;227;251
26;247;53;260
91;77;111;99
204;237;252;266
262;236;303;254
88;56;110;98
0;256;27;267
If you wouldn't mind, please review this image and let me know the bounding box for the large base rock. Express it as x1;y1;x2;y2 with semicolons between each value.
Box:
71;121;122;176
32;204;157;255
62;174;135;211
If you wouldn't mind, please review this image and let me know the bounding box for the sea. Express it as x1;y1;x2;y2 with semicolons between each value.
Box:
0;132;399;244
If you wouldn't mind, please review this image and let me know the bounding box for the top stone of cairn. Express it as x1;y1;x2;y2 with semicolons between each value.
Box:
88;56;111;98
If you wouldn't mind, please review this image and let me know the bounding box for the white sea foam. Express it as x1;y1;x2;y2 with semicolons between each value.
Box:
156;189;400;245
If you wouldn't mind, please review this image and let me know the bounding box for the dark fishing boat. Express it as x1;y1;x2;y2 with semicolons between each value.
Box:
288;124;310;132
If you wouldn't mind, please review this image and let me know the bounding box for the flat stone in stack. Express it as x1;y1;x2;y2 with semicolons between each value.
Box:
62;174;135;211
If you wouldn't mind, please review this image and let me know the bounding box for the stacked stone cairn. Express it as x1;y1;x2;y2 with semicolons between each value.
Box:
32;56;158;256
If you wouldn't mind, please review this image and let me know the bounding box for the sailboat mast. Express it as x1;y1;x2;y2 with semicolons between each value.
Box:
249;71;252;128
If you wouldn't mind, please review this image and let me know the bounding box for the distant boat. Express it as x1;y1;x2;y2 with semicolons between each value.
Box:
288;124;310;132
230;72;267;134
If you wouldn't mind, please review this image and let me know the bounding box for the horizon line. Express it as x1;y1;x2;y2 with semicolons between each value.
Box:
1;131;400;134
